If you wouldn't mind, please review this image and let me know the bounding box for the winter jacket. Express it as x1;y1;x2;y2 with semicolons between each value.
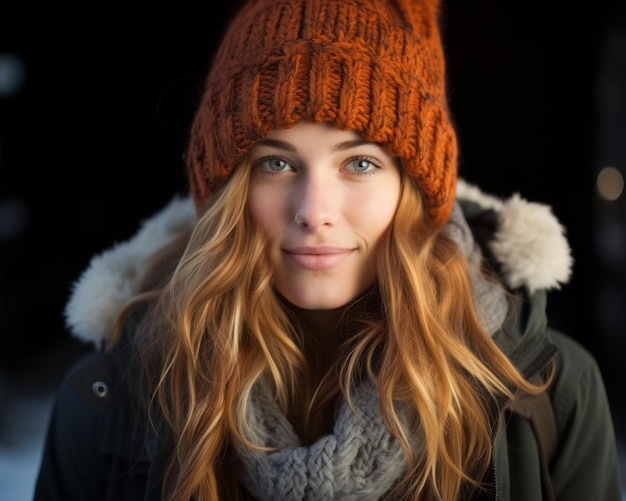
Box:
33;180;623;500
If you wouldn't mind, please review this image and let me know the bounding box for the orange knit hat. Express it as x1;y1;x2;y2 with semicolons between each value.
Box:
186;0;457;225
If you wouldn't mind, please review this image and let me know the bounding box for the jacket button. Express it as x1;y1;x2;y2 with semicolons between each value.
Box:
92;381;108;398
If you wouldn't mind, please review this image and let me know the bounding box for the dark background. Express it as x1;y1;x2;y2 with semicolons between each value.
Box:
1;0;625;453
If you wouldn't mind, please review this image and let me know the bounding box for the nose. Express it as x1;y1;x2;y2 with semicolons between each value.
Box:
293;172;338;231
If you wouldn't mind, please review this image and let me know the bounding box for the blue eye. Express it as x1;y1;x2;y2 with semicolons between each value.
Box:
267;158;289;171
254;156;293;173
347;157;380;173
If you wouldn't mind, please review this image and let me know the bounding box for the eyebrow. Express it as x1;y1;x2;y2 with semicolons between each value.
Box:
332;139;375;152
253;138;377;152
254;138;297;152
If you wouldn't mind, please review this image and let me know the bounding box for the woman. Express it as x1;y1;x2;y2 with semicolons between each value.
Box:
34;0;622;499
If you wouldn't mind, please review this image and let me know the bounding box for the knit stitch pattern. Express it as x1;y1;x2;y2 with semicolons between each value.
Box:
187;0;457;225
238;379;409;500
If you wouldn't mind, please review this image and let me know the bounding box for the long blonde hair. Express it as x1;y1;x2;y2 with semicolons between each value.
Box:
121;160;547;500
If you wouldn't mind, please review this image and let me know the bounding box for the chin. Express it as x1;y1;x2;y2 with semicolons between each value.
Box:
290;298;349;310
278;285;364;310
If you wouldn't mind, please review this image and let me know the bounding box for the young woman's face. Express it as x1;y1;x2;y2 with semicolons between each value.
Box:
247;121;401;309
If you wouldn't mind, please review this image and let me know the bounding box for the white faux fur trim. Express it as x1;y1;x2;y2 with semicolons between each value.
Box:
64;196;196;346
455;178;505;212
65;180;573;345
456;179;573;294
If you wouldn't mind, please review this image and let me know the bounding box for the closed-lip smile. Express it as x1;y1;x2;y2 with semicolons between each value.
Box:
283;246;355;271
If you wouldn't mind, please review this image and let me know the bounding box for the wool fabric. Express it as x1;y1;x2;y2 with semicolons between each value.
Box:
237;378;411;500
186;0;458;225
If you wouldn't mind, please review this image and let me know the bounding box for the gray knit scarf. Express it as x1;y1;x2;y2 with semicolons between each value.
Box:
237;379;410;500
237;202;508;500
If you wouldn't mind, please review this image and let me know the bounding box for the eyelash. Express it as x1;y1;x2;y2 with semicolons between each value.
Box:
252;155;384;177
253;155;293;176
343;156;383;176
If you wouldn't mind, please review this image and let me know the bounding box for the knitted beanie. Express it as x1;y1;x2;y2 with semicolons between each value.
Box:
186;0;458;225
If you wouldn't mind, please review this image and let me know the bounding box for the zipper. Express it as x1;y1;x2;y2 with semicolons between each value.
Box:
490;340;558;501
493;456;498;501
522;343;559;381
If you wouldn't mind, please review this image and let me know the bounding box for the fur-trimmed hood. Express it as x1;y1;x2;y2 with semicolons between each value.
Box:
65;179;573;346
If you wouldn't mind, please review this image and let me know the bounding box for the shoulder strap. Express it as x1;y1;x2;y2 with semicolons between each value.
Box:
508;373;557;501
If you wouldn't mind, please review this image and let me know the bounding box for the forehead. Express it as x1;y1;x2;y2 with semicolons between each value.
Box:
263;122;361;142
251;122;395;158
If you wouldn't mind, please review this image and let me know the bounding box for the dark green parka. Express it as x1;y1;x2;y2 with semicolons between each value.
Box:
34;181;623;500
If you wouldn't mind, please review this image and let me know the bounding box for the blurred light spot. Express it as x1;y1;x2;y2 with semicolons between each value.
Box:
0;54;26;97
597;166;624;201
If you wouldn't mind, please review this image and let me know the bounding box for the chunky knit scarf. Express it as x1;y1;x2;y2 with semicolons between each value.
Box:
237;379;411;500
237;203;508;500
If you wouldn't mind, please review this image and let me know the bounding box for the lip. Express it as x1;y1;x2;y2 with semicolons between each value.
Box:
283;246;355;271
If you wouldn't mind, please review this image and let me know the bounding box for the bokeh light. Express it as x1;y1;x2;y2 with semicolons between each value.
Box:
597;166;624;201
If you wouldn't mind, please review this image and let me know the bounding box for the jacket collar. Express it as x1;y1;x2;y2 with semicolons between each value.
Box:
64;178;572;346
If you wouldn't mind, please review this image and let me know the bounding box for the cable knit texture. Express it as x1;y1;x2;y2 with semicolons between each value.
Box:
237;379;411;500
187;0;457;225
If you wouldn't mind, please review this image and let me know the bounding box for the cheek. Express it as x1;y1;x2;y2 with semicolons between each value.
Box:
367;207;395;243
247;187;272;226
247;186;288;236
360;185;400;241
